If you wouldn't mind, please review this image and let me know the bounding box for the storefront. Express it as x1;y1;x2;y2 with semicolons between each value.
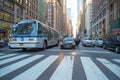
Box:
0;28;8;45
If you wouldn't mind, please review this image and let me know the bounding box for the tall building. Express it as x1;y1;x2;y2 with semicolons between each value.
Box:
61;0;67;36
0;0;38;40
38;0;46;24
25;0;38;20
84;0;93;37
91;0;107;38
78;0;86;38
108;0;120;34
67;8;72;21
46;0;67;36
46;0;61;32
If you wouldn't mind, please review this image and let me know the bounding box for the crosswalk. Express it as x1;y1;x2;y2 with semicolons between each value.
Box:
0;53;120;80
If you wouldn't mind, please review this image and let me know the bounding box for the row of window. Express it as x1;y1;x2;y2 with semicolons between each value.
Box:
16;0;24;5
92;21;102;33
0;10;14;22
92;9;106;24
0;0;14;11
38;23;59;40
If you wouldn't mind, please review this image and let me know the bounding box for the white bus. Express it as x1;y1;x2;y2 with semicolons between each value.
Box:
8;19;60;50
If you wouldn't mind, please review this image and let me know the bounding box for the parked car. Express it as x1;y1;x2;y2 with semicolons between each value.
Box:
0;39;5;46
96;38;103;47
82;37;94;47
60;37;75;49
103;34;120;53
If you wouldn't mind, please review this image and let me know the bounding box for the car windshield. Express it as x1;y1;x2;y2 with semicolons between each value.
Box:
98;38;102;40
84;37;92;40
64;38;74;41
12;22;33;35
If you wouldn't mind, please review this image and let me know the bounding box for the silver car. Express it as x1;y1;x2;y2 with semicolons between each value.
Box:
82;37;94;47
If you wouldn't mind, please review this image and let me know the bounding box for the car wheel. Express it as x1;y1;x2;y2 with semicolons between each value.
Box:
60;45;63;49
115;46;120;53
22;48;27;51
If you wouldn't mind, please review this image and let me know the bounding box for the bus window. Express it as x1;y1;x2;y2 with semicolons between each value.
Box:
12;23;33;35
38;23;42;35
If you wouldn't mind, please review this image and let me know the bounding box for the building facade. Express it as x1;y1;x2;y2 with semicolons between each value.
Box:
38;0;46;24
0;0;38;40
25;0;38;20
46;0;61;31
78;0;92;38
84;0;93;37
91;0;107;38
108;0;120;34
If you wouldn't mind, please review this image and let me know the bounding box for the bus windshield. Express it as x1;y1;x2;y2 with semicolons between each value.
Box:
12;23;33;35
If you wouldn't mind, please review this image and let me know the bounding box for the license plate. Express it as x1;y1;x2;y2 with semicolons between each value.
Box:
66;45;69;47
19;43;23;46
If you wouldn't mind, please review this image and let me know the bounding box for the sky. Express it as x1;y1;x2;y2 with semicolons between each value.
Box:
67;0;77;37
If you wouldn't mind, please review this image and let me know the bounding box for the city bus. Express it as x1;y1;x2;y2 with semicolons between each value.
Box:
8;19;60;50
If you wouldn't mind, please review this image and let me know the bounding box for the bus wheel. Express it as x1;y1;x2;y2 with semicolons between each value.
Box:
43;42;47;50
22;48;27;51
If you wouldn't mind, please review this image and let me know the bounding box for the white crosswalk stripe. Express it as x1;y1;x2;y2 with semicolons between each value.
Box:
0;54;18;59
81;57;108;80
0;53;120;80
50;56;74;80
0;54;31;65
13;56;58;80
0;53;5;56
0;55;44;77
113;59;120;63
97;58;120;78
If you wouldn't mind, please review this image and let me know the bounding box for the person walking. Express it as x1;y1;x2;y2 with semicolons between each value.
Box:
74;38;81;49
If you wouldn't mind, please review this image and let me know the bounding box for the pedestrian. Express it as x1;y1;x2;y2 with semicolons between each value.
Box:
74;38;81;49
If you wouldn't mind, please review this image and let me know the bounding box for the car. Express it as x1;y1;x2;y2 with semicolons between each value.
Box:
82;37;94;47
103;34;120;53
60;37;75;49
0;39;5;46
96;38;103;47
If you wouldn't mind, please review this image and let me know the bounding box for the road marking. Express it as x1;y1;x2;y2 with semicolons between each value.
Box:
113;59;120;63
80;50;111;53
46;49;73;52
0;55;44;77
46;49;111;53
97;58;120;78
0;53;5;56
81;57;108;80
13;56;58;80
50;56;74;80
0;54;30;65
0;54;18;59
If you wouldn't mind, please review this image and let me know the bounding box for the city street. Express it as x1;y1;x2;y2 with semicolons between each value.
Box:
0;44;120;80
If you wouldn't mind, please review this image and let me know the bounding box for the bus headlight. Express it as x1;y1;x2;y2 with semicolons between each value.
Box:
29;38;37;41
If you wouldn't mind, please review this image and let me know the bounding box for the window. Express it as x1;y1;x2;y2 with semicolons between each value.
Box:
0;10;4;19
0;0;3;7
3;12;13;22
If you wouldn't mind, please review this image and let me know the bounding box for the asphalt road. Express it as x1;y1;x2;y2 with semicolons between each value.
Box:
0;44;120;80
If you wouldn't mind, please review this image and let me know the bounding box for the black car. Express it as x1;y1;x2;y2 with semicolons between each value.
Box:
103;34;120;53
